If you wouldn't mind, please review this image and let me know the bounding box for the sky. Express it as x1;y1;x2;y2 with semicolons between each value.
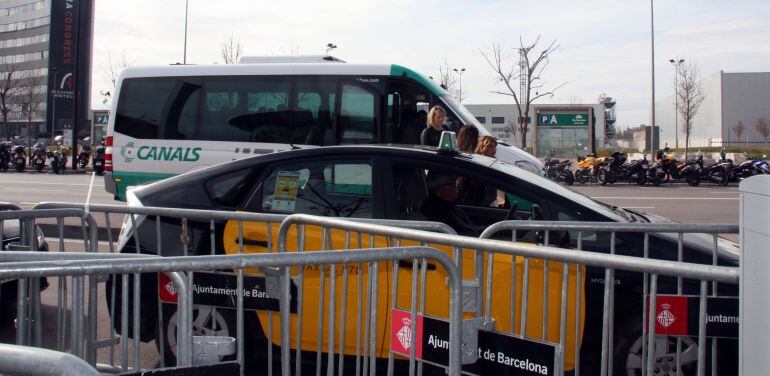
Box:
91;0;770;130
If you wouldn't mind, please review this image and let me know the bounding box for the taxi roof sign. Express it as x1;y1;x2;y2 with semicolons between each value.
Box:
438;131;457;153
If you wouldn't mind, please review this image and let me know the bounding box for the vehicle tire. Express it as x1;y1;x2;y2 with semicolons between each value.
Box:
636;174;647;186
651;175;661;187
597;169;608;185
158;304;238;366
614;318;699;376
575;170;586;184
51;161;59;174
686;174;700;187
711;171;728;186
563;172;574;186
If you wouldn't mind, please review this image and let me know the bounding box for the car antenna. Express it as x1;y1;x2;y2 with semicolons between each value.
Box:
289;143;301;150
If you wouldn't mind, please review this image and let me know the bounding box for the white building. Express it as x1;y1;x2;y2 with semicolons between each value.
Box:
656;71;770;148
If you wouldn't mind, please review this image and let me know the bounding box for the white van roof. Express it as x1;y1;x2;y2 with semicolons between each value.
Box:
238;55;345;64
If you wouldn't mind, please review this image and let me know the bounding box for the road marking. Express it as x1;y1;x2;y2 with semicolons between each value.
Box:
0;180;104;186
5;188;66;192
591;196;739;200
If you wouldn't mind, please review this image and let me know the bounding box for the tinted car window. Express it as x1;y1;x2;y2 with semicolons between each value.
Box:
391;163;544;236
205;167;259;209
339;84;376;144
259;159;373;218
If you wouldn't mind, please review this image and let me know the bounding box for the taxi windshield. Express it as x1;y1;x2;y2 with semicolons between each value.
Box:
491;160;628;222
441;94;492;136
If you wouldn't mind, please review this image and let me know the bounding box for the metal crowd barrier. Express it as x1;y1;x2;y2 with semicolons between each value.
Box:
2;203;743;376
0;246;460;375
0;343;99;376
279;214;740;376
480;220;739;376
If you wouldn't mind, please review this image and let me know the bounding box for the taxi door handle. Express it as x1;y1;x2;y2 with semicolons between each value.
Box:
398;260;436;271
239;238;269;247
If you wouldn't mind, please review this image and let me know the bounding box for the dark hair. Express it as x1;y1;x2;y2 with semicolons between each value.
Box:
456;125;479;153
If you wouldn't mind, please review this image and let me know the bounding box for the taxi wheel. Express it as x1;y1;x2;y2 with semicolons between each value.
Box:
615;319;698;376
158;304;237;366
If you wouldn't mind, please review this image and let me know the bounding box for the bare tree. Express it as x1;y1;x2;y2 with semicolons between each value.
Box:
436;60;467;102
100;51;132;105
14;77;42;140
756;117;770;147
676;61;705;159
732;121;745;145
482;37;565;149
0;63;22;140
220;33;243;64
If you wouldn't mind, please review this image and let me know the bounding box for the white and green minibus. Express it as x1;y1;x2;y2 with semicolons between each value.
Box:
104;62;543;200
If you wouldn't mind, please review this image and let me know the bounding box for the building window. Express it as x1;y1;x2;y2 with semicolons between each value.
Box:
475;116;486;124
491;117;505;124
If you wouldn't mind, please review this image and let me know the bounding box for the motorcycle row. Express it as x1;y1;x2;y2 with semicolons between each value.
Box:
0;137;106;175
545;147;770;187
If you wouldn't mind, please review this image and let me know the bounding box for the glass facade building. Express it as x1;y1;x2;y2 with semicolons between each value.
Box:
0;0;50;140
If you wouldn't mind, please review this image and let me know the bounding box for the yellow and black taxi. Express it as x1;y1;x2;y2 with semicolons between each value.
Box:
106;143;739;375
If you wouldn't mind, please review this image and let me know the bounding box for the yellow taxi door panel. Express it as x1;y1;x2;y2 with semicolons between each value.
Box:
223;218;585;368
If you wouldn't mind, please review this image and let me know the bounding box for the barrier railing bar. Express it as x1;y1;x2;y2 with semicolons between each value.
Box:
0;343;99;376
645;274;658;376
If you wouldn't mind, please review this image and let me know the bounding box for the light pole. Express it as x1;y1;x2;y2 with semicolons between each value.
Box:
325;43;337;55
669;58;684;149
649;0;656;156
49;66;58;140
453;67;465;102
183;0;189;64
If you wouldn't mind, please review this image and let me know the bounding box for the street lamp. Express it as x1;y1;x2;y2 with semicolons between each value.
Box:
325;43;337;55
453;67;466;102
649;0;656;156
49;66;58;140
669;58;685;149
183;0;189;64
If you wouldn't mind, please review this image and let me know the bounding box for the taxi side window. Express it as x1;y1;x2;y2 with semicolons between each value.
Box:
205;167;260;209
259;160;373;218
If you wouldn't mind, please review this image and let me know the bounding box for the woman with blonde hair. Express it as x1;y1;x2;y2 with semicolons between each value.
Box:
420;105;448;146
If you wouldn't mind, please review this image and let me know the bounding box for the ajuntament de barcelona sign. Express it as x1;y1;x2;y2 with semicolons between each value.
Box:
538;113;589;126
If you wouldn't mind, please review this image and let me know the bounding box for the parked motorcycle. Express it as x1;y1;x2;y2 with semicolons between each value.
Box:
92;140;106;175
698;150;731;186
656;147;701;186
48;149;63;174
31;142;47;173
575;153;610;184
646;157;667;187
11;144;26;172
730;156;764;182
752;156;770;174
606;152;648;185
51;136;69;172
78;143;91;169
0;142;9;172
544;152;575;185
